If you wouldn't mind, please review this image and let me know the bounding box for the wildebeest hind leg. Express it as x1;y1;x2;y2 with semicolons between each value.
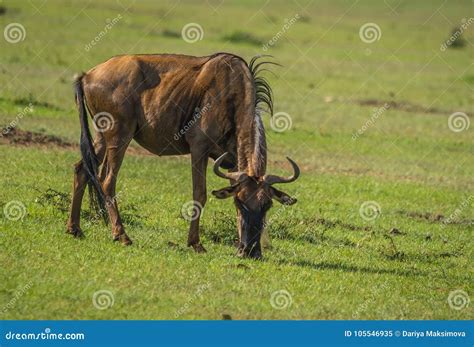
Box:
187;150;208;253
66;136;106;238
102;143;132;245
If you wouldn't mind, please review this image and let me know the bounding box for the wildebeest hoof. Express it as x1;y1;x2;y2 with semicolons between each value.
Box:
66;226;84;239
191;243;207;253
114;233;133;246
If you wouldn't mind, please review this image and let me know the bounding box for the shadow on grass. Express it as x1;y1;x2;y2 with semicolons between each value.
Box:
396;209;474;226
268;216;370;248
276;258;424;278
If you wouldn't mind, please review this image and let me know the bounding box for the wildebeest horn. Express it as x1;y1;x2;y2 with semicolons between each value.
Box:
263;157;300;185
213;152;245;181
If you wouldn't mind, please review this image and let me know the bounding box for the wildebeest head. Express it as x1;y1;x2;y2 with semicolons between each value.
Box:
211;153;300;259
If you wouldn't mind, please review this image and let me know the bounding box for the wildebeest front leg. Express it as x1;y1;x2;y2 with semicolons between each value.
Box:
187;151;208;253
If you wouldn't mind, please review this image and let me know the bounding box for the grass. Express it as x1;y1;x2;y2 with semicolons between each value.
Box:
0;0;473;320
221;31;265;46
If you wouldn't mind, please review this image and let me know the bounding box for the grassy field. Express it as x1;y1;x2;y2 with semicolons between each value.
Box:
0;0;472;320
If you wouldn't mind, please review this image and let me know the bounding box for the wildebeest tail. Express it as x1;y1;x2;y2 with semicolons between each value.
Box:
74;73;108;223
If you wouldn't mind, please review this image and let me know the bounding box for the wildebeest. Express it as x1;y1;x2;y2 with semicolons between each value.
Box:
66;52;300;258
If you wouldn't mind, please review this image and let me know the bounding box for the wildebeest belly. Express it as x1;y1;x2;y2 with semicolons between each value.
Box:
133;122;191;156
133;83;197;156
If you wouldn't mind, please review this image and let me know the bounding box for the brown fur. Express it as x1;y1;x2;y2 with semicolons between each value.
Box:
66;53;299;257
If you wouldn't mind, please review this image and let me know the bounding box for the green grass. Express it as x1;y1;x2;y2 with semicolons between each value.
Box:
0;0;472;320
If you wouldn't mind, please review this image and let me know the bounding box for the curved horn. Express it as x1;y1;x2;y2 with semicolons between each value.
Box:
213;152;246;181
263;157;300;185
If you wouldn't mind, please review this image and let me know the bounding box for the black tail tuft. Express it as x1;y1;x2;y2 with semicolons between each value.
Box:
74;74;108;224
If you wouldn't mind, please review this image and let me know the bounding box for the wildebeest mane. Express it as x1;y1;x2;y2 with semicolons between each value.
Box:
248;55;280;116
248;55;280;177
206;53;278;115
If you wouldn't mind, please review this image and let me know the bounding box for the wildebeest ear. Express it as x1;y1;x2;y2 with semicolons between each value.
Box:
270;187;297;205
212;185;238;199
